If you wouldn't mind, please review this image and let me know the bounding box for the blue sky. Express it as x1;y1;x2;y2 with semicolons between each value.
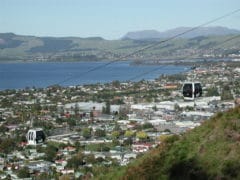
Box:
1;0;240;39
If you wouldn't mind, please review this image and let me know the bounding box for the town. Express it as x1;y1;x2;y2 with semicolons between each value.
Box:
0;60;240;179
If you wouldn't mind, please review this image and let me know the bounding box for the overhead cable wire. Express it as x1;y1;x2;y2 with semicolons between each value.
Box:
56;8;240;86
128;34;240;81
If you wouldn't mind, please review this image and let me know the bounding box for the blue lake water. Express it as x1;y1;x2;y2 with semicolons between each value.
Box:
0;61;189;90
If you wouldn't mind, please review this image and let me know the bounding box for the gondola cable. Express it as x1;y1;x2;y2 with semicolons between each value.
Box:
54;8;240;86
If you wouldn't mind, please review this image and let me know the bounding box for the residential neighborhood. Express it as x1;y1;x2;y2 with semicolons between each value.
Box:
0;60;239;179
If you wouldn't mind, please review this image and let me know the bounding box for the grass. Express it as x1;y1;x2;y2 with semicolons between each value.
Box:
97;106;240;179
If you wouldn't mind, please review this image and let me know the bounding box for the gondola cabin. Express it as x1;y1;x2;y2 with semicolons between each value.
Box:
182;82;202;101
27;128;46;145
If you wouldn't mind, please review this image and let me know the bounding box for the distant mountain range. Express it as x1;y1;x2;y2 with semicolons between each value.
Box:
0;26;239;62
122;26;240;40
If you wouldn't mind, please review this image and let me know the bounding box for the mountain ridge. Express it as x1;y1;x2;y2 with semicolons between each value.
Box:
122;26;240;40
0;26;240;62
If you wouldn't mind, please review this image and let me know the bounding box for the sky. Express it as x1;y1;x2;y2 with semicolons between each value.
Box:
1;0;240;39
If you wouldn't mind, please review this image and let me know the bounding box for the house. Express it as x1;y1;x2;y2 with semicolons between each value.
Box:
132;143;154;153
235;97;240;105
163;83;178;89
61;169;74;175
55;159;67;166
63;146;76;153
94;153;106;159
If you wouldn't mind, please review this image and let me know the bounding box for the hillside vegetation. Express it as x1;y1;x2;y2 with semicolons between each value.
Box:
98;106;240;180
0;31;239;62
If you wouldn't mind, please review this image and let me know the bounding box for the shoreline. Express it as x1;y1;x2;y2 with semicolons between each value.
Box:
0;61;189;91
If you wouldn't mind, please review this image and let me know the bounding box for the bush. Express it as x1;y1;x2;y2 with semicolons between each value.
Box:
17;166;30;178
169;158;208;180
222;160;240;179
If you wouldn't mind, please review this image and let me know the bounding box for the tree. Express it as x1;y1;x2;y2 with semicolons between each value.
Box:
0;125;8;134
17;167;30;178
36;172;49;180
59;175;71;180
142;122;153;129
206;87;219;96
67;152;85;169
152;105;157;111
105;100;111;114
0;138;16;154
44;144;58;162
113;123;121;131
90;111;94;121
124;130;134;138
222;160;240;179
74;103;80;116
82;128;91;139
112;131;120;139
136;131;148;141
119;105;130;120
96;143;110;152
94;129;106;138
112;139;120;146
85;154;96;164
112;80;120;88
1;98;13;107
123;137;133;146
67;118;76;127
174;104;182;112
221;88;233;100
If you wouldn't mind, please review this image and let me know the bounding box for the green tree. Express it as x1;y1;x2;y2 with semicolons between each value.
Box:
82;128;91;139
17;167;30;178
67;118;76;127
67;152;84;169
85;154;96;164
152;105;157;111
222;160;240;179
142;122;153;129
94;129;106;138
36;172;49;180
0;138;16;154
0;125;8;134
206;87;219;96
174;104;182;112
124;138;133;146
136;131;148;140
112;80;120;88
59;174;71;180
124;130;134;138
105;100;111;114
221;89;233;100
96;143;110;152
113;123;121;131
1;98;13;107
112;131;120;139
74;103;79;116
44;144;58;162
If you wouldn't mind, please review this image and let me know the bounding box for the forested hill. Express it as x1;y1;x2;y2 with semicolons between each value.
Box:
98;106;240;180
0;27;240;62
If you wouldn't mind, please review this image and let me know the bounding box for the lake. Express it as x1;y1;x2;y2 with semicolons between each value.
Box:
0;61;189;90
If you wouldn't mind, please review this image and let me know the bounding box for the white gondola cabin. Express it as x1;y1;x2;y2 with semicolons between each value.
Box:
182;82;202;100
27;128;46;145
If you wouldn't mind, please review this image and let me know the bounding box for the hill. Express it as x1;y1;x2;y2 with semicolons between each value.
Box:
122;26;240;40
98;106;240;179
0;27;240;62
